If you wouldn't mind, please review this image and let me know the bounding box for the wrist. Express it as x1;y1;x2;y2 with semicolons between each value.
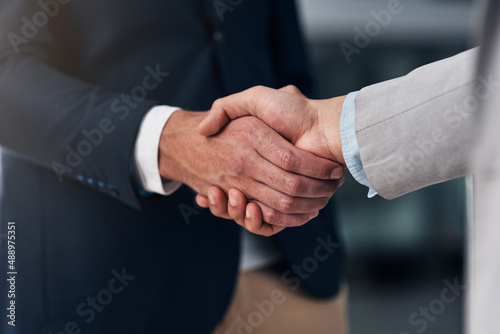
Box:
133;105;182;194
315;95;346;168
158;109;207;183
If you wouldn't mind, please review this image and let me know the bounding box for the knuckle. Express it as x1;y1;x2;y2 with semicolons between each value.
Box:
251;86;268;106
228;157;246;175
311;180;333;196
265;209;279;226
252;85;266;95
279;150;295;171
284;176;303;196
211;98;223;110
279;196;295;214
287;85;300;94
314;162;330;179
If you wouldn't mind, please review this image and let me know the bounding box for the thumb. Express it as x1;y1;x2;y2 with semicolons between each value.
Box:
197;105;232;137
197;86;271;137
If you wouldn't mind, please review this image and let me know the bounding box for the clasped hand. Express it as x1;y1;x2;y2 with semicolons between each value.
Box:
193;86;347;236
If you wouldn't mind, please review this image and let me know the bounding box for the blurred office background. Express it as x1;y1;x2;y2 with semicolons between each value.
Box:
296;0;477;333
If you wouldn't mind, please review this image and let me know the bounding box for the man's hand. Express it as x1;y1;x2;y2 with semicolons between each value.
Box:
197;85;346;166
160;109;344;235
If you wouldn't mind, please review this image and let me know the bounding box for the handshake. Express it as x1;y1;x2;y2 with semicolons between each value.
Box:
159;85;347;236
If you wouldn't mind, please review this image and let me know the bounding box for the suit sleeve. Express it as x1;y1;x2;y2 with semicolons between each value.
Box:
354;48;480;199
0;2;159;210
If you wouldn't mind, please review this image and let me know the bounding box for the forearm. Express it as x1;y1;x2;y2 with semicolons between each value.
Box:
355;48;481;199
0;56;160;209
0;2;172;209
158;110;213;192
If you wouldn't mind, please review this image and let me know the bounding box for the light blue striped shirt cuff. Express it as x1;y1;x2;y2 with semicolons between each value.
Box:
340;91;378;198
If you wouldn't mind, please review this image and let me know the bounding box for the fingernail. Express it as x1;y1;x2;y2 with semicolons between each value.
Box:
229;194;238;207
331;167;344;179
208;193;216;206
246;208;252;219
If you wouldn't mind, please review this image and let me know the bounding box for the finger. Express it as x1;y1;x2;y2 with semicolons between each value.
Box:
225;189;283;236
244;153;342;199
198;88;260;137
339;176;346;188
251;121;344;180
227;188;249;226
244;202;264;230
241;178;333;214
196;194;209;208
206;186;231;220
245;202;285;236
198;86;281;137
279;85;306;97
254;201;319;228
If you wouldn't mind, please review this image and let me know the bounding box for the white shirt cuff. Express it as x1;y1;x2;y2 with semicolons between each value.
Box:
340;92;378;198
133;105;182;196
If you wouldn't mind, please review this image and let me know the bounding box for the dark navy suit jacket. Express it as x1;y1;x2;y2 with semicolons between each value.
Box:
0;1;344;333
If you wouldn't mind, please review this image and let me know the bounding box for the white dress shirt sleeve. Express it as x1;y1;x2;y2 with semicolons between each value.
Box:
133;105;182;195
